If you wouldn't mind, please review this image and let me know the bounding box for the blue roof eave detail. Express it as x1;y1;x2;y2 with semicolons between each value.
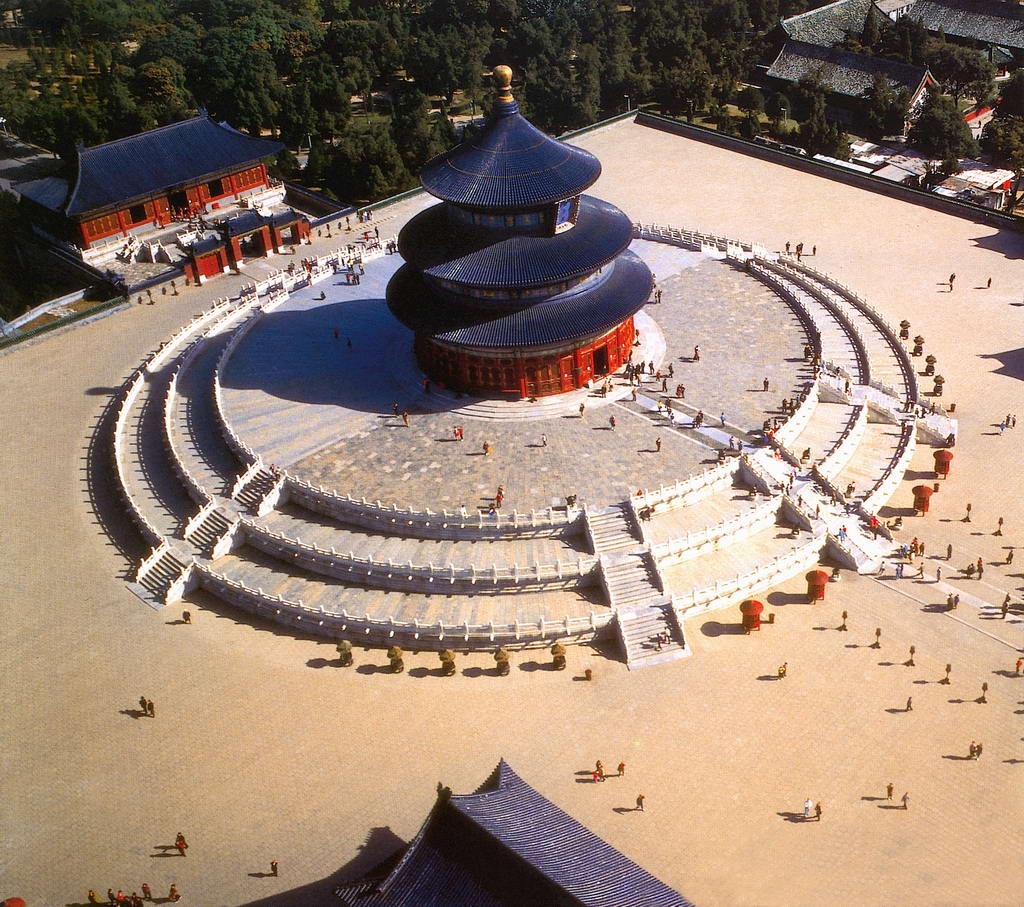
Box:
387;249;654;351
419;100;601;211
398;196;634;290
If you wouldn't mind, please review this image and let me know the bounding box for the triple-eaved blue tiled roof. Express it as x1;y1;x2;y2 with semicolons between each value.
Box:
419;98;601;211
399;196;633;289
388;250;653;350
333;760;692;907
65;116;284;217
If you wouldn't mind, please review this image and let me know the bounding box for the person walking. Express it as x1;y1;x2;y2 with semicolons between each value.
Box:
579;402;585;418
948;273;956;291
886;782;894;801
901;792;910;810
609;415;616;431
1015;657;1022;676
969;741;977;758
946;543;953;561
636;793;645;811
693;345;700;362
175;832;188;856
814;802;822;821
141;883;152;901
803;798;812;820
976;742;983;759
168;884;180;902
655;437;662;452
146;699;154;718
540;433;547;447
87;891;100;904
618;761;626;777
763;377;770;392
139;695;148;714
271;860;278;876
401;410;409;427
906;696;913;712
778;662;788;679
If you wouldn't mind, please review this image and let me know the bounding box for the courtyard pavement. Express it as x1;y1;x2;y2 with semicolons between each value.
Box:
1;120;1023;906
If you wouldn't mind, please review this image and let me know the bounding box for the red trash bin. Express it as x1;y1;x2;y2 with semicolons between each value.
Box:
912;484;934;514
933;449;953;478
740;599;764;631
806;570;829;601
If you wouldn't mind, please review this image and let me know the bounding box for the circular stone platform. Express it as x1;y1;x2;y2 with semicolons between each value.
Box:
219;239;812;512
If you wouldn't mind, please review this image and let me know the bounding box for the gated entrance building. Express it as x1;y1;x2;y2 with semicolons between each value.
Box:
387;66;653;399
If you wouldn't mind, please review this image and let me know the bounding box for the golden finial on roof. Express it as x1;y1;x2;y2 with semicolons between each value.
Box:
493;65;514;102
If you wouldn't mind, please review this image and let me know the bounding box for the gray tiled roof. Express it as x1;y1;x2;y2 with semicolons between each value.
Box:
388;251;652;350
15;176;69;211
905;0;1024;51
782;0;883;45
333;761;692;907
398;196;633;289
65;116;283;217
767;40;932;99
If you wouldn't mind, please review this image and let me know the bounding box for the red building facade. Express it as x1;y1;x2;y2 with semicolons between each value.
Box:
17;115;284;252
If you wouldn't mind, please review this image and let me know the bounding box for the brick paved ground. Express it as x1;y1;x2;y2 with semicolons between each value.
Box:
2;121;1023;906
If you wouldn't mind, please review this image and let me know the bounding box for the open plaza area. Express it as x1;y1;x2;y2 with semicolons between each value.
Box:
3;117;1024;905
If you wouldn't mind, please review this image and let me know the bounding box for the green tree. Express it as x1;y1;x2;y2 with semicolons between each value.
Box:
738;86;764;117
907;92;978;159
325;125;413;202
863;72;910;139
927;44;995;103
654;55;713;120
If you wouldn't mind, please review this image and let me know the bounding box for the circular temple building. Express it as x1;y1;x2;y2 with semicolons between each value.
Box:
387;66;653;399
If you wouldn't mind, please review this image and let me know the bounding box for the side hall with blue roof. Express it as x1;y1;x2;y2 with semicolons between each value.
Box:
16;114;284;253
333;760;693;907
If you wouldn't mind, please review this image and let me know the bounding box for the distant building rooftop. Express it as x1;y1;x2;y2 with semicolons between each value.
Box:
905;0;1024;51
767;40;933;100
781;0;883;45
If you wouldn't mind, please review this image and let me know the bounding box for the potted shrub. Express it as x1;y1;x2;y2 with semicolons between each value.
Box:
439;648;457;676
912;335;925;356
899;320;910;340
933;375;945;396
924;354;937;376
551;642;567;670
493;646;510;676
387;645;405;673
335;639;353;667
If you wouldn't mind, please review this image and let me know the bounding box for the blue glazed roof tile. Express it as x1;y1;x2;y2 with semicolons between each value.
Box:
333;760;692;907
420;99;601;210
388;251;653;350
399;196;633;289
65;116;284;217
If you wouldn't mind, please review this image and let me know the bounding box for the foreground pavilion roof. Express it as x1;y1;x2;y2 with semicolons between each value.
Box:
333;760;692;907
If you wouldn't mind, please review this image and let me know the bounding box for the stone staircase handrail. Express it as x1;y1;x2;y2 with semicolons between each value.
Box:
774;379;820;449
757;257;871;384
818;403;867;481
238;517;596;584
746;262;824;361
649;497;780;564
195;563;613;645
282;474;580;537
786;258;918;404
672;530;825;617
630;461;735;510
861;427;917;516
112;371;164;547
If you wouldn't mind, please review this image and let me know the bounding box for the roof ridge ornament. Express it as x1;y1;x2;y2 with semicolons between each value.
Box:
493;65;514;102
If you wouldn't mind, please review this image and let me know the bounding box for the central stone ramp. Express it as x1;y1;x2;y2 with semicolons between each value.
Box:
615;598;689;669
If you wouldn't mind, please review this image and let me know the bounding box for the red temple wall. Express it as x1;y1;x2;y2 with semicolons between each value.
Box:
76;164;272;249
418;317;635;398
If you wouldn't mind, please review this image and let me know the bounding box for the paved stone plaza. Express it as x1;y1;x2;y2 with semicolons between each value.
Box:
220;242;809;513
3;120;1024;906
